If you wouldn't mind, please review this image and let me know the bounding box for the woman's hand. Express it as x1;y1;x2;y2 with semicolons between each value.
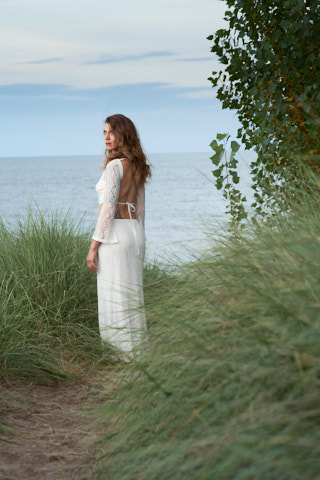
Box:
87;240;101;273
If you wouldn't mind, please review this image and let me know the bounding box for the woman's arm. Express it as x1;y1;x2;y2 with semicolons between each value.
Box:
86;238;101;273
87;160;122;273
87;203;103;272
92;160;122;243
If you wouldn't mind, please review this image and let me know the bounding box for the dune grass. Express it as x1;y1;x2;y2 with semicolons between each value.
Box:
1;183;319;478
0;208;120;384
90;183;320;479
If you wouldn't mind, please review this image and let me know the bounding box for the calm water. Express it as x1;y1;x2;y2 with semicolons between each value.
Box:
0;152;255;262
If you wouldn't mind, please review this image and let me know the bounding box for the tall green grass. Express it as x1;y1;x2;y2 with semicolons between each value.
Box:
0;209;119;383
1;187;319;477
91;183;320;479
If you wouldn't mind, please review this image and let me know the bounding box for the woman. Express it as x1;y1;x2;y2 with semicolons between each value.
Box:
86;114;151;362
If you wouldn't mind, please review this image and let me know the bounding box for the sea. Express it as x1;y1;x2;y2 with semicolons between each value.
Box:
0;152;255;263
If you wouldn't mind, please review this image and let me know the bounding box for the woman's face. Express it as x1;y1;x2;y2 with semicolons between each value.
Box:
103;123;118;151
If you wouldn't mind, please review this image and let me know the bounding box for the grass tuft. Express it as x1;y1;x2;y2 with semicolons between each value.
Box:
0;208;118;384
91;179;320;479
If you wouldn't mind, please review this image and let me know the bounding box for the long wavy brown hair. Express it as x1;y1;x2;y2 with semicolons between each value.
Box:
103;114;151;184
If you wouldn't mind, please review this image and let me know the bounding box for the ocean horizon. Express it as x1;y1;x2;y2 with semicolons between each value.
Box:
0;151;255;262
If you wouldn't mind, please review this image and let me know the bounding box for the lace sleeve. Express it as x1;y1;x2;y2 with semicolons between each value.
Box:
92;160;122;243
136;182;145;229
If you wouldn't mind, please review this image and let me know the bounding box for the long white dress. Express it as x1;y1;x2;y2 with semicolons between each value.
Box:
92;158;147;362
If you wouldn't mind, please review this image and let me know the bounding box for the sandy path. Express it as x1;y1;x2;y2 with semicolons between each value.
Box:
0;369;119;480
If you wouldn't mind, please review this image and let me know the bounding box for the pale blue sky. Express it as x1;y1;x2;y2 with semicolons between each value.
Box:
0;0;240;156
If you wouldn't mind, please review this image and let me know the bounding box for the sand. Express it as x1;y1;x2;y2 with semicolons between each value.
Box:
0;368;120;480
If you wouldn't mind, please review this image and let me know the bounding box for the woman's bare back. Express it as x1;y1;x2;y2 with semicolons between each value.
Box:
115;159;142;220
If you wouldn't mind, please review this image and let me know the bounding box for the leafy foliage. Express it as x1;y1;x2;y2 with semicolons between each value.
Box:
210;133;247;227
208;0;320;214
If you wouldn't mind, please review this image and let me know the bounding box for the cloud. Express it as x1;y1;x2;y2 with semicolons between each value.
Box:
0;80;240;157
0;81;211;103
177;56;213;62
21;57;64;65
0;82;215;114
84;50;176;65
0;83;73;98
179;89;216;99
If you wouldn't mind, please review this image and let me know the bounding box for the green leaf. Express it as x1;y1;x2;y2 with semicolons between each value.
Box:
217;133;228;140
212;168;223;178
229;159;237;169
210;154;221;166
209;139;218;149
280;19;292;30
230;140;240;153
216;178;223;190
232;173;240;184
215;29;225;38
269;82;277;94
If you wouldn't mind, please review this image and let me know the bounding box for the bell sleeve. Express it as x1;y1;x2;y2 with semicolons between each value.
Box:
135;182;145;229
92;160;122;244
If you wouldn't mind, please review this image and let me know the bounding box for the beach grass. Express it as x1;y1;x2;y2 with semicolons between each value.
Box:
89;179;320;479
1;182;319;478
0;208;119;384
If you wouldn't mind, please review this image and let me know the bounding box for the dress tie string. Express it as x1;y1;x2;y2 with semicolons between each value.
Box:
117;202;136;219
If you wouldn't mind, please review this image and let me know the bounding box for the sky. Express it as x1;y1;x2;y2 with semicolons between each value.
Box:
0;0;240;157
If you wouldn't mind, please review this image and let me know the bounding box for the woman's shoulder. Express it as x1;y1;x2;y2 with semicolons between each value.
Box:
105;158;124;179
105;158;123;169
